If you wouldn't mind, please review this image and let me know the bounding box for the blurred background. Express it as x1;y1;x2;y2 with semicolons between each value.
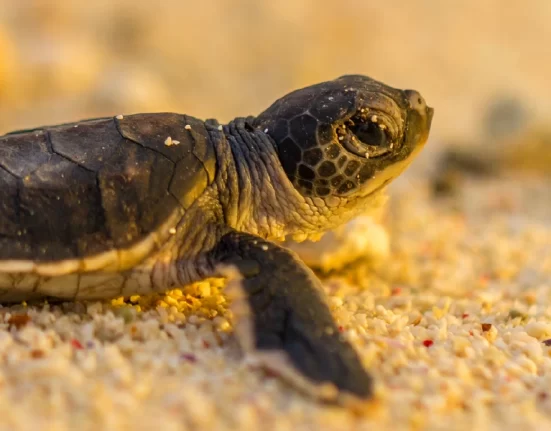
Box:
0;0;550;152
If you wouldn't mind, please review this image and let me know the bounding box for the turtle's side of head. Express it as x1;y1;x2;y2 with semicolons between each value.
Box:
253;75;433;203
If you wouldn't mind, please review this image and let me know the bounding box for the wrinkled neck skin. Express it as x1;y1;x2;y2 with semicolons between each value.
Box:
211;117;387;243
142;117;386;290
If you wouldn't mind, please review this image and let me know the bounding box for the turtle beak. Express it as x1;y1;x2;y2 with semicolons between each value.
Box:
403;89;434;147
426;106;434;128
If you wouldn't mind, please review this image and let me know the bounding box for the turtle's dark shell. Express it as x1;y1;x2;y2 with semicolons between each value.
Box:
0;75;435;402
0;113;216;265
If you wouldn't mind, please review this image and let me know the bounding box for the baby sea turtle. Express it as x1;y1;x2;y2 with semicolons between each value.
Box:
0;75;433;403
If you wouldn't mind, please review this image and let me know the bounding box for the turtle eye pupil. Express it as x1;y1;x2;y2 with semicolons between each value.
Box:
350;122;387;147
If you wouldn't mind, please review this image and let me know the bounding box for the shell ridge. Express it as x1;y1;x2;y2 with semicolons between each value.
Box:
46;129;96;175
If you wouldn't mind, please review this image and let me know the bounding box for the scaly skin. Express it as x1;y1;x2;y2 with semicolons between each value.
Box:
0;75;433;403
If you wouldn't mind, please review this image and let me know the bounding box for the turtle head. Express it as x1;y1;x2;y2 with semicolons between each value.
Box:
253;75;433;202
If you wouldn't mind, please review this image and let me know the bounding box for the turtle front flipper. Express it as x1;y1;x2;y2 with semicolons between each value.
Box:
211;231;373;403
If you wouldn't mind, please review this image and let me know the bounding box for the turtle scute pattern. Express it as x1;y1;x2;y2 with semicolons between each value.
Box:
0;113;217;261
252;76;409;199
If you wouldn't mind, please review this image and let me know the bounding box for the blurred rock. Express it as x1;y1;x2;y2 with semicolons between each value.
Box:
483;96;529;142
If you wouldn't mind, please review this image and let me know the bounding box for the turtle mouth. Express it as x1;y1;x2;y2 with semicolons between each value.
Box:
366;177;393;197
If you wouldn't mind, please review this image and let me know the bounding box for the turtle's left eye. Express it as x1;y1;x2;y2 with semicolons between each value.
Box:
349;121;388;147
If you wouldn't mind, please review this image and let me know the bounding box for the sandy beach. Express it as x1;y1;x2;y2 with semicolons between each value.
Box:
0;1;550;429
0;170;549;430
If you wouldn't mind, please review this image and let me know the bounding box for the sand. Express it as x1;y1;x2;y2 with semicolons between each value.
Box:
0;169;549;431
1;2;550;429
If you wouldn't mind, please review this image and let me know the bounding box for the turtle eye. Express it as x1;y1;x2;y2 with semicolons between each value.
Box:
337;116;394;158
349;122;388;147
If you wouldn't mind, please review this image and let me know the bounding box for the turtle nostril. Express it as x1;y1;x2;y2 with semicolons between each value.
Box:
404;89;426;110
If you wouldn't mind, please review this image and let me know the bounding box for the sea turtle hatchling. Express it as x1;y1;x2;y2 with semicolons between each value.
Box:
0;75;433;403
